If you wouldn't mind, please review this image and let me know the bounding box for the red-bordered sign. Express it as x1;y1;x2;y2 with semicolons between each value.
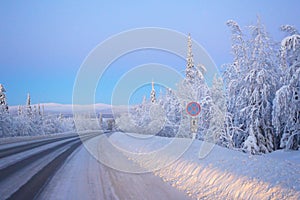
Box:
186;102;201;116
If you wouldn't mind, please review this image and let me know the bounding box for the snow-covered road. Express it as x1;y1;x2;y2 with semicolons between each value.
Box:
39;135;192;200
3;131;299;199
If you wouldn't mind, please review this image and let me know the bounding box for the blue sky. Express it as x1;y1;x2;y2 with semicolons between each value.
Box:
1;0;300;105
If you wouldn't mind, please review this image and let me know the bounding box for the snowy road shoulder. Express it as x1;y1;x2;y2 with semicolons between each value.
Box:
109;132;300;200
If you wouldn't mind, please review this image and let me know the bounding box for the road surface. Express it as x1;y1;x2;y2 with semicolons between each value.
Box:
0;132;192;200
39;135;191;200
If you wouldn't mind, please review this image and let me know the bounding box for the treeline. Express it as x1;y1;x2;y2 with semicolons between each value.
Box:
0;92;74;137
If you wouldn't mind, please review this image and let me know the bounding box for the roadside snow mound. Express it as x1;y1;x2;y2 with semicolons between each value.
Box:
109;132;300;200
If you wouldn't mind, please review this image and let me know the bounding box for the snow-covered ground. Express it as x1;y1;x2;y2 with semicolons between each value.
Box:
107;132;300;200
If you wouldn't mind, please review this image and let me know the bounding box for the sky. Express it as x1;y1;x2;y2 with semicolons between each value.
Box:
1;0;300;106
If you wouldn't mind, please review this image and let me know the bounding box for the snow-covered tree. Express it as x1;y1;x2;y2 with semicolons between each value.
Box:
116;100;165;135
243;18;278;153
0;84;8;111
272;26;300;150
32;105;44;135
26;93;32;117
224;18;278;154
151;80;156;103
0;84;11;137
18;106;22;116
158;88;181;137
115;112;137;133
113;20;300;154
185;33;195;80
209;75;233;148
38;104;42;116
130;100;150;131
15;110;33;136
222;20;249;148
99;113;103;128
176;34;212;139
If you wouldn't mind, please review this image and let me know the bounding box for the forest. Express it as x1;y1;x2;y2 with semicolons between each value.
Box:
116;18;300;154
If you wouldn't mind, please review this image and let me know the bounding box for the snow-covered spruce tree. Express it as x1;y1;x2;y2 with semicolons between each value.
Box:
18;106;22;116
0;84;12;137
26;93;32;117
272;26;300;150
177;34;212;139
0;84;8;111
150;80;156;103
38;104;42;116
224;18;278;154
13;94;35;136
16;95;47;136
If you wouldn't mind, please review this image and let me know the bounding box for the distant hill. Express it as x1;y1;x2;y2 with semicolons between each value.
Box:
9;103;128;117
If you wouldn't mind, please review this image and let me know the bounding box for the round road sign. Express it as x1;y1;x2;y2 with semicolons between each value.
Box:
186;102;201;116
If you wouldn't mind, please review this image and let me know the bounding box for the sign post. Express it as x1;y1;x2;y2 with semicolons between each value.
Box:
186;102;201;139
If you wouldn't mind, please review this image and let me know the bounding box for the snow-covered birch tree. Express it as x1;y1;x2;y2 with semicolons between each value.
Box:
224;18;278;154
272;25;300;150
222;20;248;148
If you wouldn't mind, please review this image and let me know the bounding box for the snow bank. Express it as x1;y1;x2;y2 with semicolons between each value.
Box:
109;132;300;199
